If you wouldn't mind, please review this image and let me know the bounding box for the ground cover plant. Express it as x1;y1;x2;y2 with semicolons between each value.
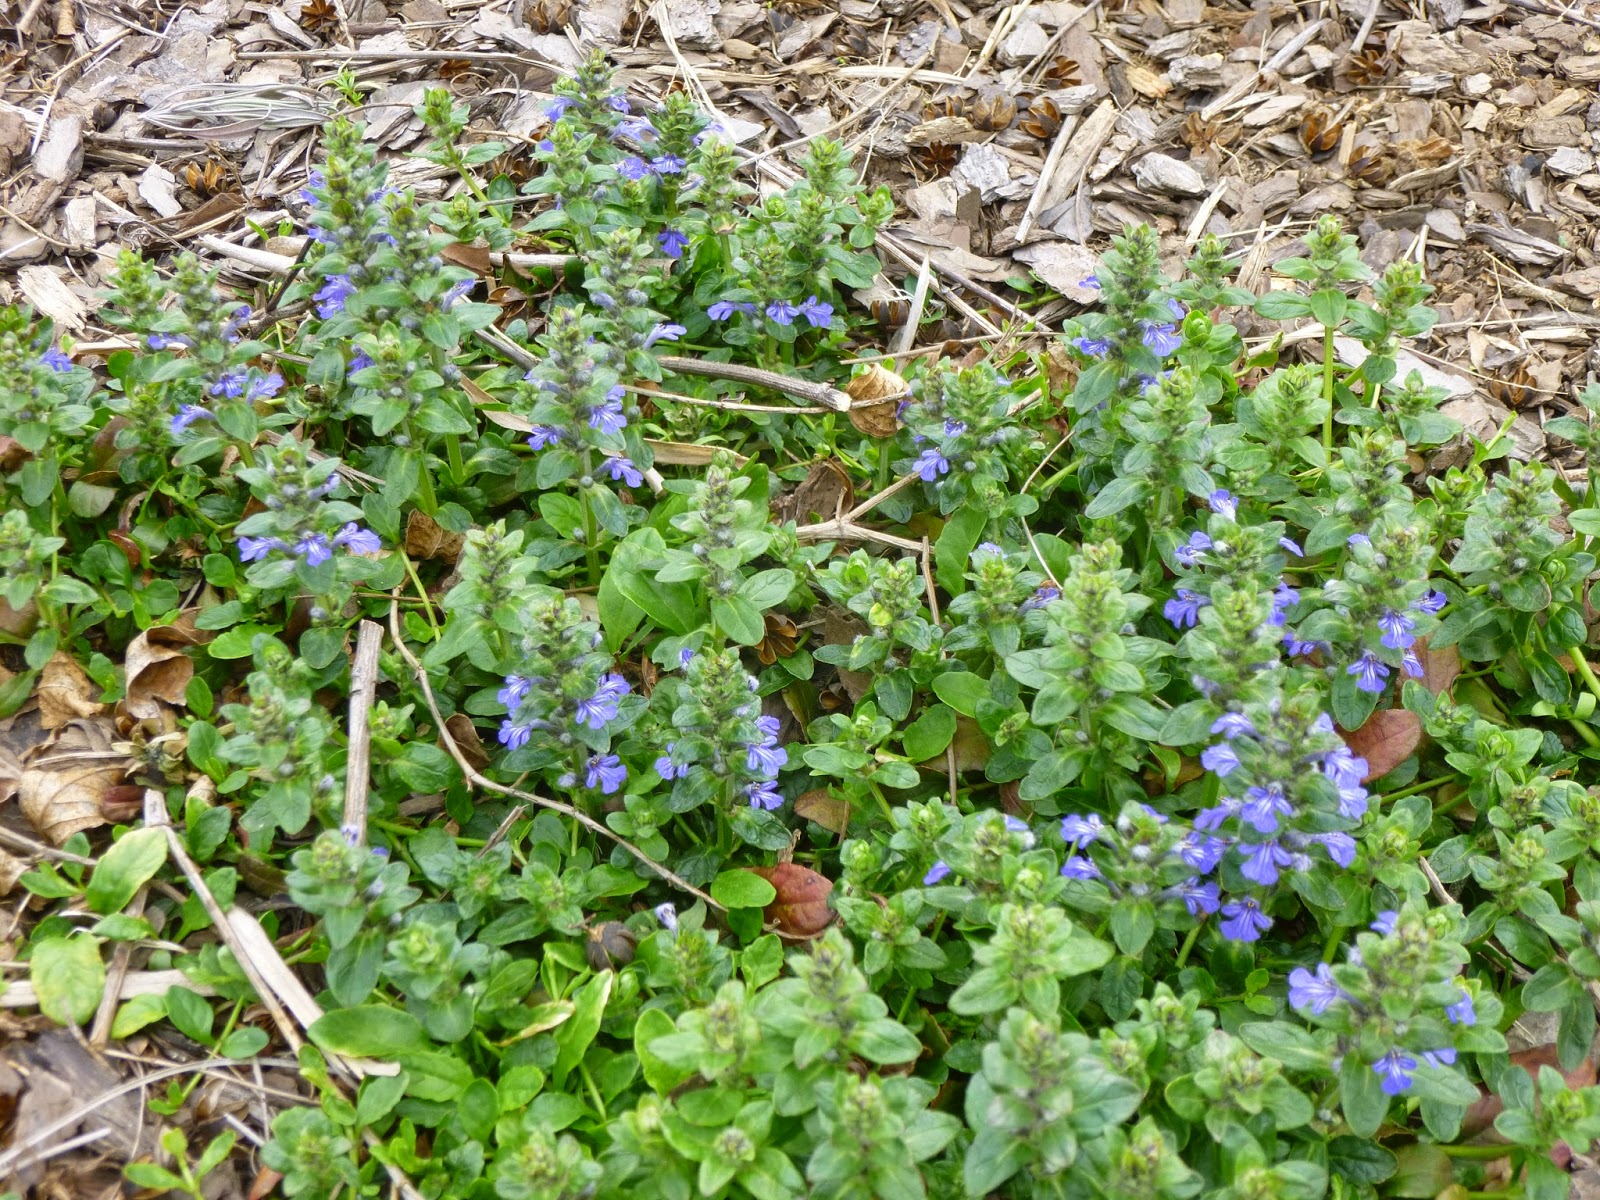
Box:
9;53;1600;1200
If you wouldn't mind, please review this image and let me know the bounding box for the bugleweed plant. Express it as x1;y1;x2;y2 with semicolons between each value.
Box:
15;55;1600;1200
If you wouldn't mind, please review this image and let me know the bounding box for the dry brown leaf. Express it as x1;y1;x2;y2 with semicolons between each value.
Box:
406;508;467;564
37;652;105;730
645;441;749;467
778;461;855;525
0;846;25;896
794;789;850;834
445;713;489;772
18;754;124;844
1414;635;1460;696
845;364;905;438
820;609;872;702
1342;709;1422;784
750;862;835;940
122;616;210;721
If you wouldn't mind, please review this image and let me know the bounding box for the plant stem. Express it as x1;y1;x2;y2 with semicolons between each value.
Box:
1322;923;1345;963
1322;323;1336;451
1174;923;1202;969
446;434;467;486
1569;646;1600;707
401;550;442;637
1438;1144;1514;1160
1380;775;1457;804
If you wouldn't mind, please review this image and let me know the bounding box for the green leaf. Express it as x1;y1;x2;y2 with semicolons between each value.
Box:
710;870;778;910
86;827;168;914
551;969;612;1089
218;1026;270;1059
1238;1021;1330;1072
1340;1053;1390;1138
310;1005;427;1058
124;1164;188;1191
739;568;795;610
1083;475;1145;519
902;704;957;762
111;992;167;1038
931;671;990;717
712;595;765;646
935;504;987;595
31;935;104;1026
635;1006;691;1093
165;985;214;1044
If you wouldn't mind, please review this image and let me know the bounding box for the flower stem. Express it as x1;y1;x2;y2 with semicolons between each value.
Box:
1438;1144;1514;1160
1569;646;1600;707
1174;923;1202;968
1322;324;1337;451
1381;775;1457;804
446;434;466;486
579;478;601;588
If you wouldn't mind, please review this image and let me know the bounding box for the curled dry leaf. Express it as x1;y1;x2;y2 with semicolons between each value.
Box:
446;713;490;772
19;756;123;845
845;363;906;439
794;789;851;834
0;596;37;638
777;459;854;525
121;610;214;721
750;861;835;940
405;508;467;564
37;652;105;730
0;846;24;896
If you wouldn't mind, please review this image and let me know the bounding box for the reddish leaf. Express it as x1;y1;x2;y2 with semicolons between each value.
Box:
751;862;834;940
1413;634;1460;696
1342;708;1422;784
247;1167;285;1200
794;789;850;834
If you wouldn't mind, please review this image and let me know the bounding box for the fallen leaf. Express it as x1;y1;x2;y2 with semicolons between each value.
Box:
845;363;906;438
1341;709;1422;784
819;609;872;702
794;789;850;834
405;508;466;563
247;1168;285;1200
778;461;855;526
1413;634;1460;696
122;613;213;720
750;862;834;940
445;713;489;772
646;440;748;467
19;757;122;845
0;846;25;896
37;652;105;730
441;240;493;275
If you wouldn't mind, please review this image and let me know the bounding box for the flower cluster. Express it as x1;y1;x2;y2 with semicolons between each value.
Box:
654;648;787;811
895;360;1032;515
1056;802;1223;934
232;437;381;575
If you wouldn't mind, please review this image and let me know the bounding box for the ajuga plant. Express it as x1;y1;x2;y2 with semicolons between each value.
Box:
14;51;1600;1200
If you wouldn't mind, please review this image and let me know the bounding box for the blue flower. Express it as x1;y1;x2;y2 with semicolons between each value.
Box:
1080;274;1100;289
618;155;652;181
745;719;788;778
765;299;799;326
1200;743;1241;776
1239;840;1293;885
643;322;684;348
607;456;644;487
499;675;533;708
1373;1049;1417;1095
527;426;564;451
1060;856;1101;880
589;387;627;435
747;779;784;810
1070;335;1111;358
1142;322;1182;356
1208;489;1237;519
295;533;333;566
546;96;576;120
171;405;214;433
1280;536;1304;556
297;170;325;207
653;902;678;932
38;347;72;372
657;228;689;258
1378;609;1416;650
575;675;630;730
1348;533;1371;548
1220;896;1271;941
944;419;967;437
1288;963;1345;1014
1059;814;1104;846
315;274;356;318
914;448;949;482
1401;649;1424;678
1447;989;1476;1026
1175;832;1225;874
1347;651;1391;694
249;372;284;400
616;119;655;142
1167;298;1187;320
586;753;627;794
442;279;475;308
1240;783;1293;834
1174;878;1221;916
1174;530;1212;567
1211;712;1255;739
923;860;952;885
237;535;285;562
1323;744;1366;788
799;295;833;328
1270;582;1300;626
1002;815;1033;841
1421;1048;1457;1069
499;720;533;749
1314;831;1357;868
655;743;688;780
147;333;191;350
609;94;631;113
707;300;757;320
1411;590;1448;614
348;350;374;375
333;523;381;554
1020;585;1060;612
1164;588;1209;629
1371;910;1398;935
209;370;249;398
652;154;686;174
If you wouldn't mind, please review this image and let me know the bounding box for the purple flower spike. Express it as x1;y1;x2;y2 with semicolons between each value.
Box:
586;753;627;795
314;273;355;319
1373;1049;1417;1096
171;405;215;433
799;295;833;328
607;456;644;487
1220;896;1272;942
1288;963;1345;1014
1347;651;1391;694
